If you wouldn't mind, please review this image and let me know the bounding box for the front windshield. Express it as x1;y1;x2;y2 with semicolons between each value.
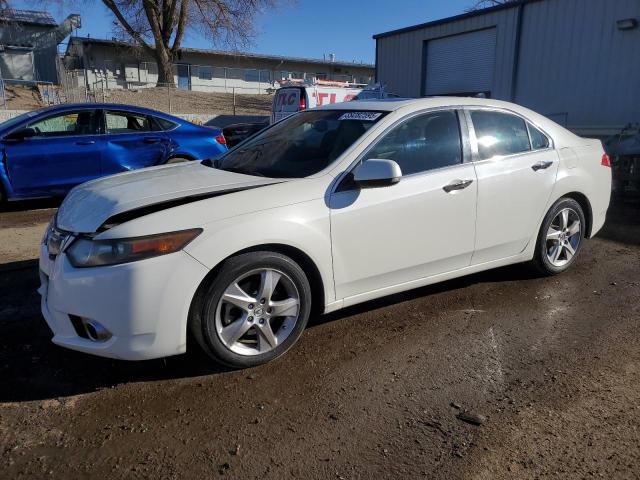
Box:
216;110;387;178
0;111;38;130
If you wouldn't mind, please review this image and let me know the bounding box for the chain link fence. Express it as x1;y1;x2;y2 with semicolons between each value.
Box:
0;60;372;122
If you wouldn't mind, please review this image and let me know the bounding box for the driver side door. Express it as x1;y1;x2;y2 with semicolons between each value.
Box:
329;109;478;301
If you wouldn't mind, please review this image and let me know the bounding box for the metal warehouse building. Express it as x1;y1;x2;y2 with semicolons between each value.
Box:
374;0;640;137
0;8;79;83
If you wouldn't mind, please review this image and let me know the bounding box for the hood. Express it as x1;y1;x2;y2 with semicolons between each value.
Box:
56;162;281;233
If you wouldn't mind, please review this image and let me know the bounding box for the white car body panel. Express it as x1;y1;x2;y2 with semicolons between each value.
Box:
38;97;612;360
57;162;280;233
472;149;560;264
330;163;478;299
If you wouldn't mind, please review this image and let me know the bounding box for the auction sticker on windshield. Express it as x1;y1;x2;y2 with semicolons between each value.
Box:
338;112;383;121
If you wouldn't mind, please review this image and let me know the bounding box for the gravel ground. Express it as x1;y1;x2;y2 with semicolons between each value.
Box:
0;199;639;479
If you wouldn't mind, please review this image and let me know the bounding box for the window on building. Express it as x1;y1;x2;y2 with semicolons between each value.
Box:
528;122;550;150
199;66;213;81
27;110;98;137
105;111;152;134
471;110;531;160
363;110;462;176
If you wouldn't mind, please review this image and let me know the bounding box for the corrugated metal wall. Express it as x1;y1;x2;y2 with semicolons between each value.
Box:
514;0;640;134
376;0;640;135
0;24;59;83
376;7;519;99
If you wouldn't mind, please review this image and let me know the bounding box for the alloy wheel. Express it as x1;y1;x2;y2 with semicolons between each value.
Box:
545;208;582;267
214;268;300;356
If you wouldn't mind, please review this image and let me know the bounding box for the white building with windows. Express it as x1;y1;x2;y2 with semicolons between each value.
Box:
63;37;374;95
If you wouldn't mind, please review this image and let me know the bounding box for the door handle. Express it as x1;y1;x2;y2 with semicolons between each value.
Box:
75;140;95;145
443;179;474;193
531;160;553;171
144;137;162;144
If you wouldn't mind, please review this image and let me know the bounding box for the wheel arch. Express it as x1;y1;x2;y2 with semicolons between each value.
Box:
166;153;196;163
560;191;593;238
189;243;327;323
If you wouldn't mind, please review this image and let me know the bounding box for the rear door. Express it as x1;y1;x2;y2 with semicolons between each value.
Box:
272;87;303;123
468;108;559;263
3;109;102;197
101;109;171;175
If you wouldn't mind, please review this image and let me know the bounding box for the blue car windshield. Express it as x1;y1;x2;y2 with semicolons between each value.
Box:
0;111;39;131
215;110;387;178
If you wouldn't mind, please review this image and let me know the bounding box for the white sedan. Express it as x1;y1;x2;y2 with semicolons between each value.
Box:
39;98;611;368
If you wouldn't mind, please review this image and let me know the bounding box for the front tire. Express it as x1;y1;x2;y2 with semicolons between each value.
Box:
532;198;586;275
190;251;312;368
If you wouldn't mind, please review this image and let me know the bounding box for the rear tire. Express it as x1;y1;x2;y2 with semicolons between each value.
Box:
190;251;312;368
532;198;586;276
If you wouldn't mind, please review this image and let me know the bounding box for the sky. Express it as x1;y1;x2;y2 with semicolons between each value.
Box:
10;0;474;64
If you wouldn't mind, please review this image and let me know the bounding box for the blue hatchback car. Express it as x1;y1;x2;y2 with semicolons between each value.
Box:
0;103;227;201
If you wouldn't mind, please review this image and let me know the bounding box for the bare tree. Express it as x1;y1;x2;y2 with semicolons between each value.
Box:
20;0;278;86
466;0;517;11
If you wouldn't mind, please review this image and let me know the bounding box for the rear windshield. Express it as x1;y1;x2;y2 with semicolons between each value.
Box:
216;110;387;178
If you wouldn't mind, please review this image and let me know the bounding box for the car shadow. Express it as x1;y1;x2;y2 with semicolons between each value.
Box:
0;257;540;403
597;198;640;246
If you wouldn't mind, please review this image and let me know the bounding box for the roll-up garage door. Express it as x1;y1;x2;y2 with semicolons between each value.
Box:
425;28;497;97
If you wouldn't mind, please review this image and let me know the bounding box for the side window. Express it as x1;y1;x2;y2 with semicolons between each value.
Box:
471;110;531;160
528;122;550;150
363;110;462;176
153;117;178;131
27;110;98;137
105;111;152;134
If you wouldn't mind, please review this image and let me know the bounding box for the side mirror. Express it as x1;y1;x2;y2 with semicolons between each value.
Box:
353;159;402;188
3;127;37;142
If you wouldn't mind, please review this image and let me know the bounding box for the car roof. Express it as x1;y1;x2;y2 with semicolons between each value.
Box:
314;96;530;112
315;96;582;145
29;103;184;121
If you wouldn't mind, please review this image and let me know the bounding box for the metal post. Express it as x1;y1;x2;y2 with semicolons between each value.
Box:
0;79;6;110
233;87;236;115
167;84;172;113
224;68;227;93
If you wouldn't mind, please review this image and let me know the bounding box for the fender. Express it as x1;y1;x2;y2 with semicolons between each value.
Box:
183;199;335;308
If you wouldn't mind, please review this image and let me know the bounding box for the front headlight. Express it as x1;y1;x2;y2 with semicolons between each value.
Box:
66;229;202;268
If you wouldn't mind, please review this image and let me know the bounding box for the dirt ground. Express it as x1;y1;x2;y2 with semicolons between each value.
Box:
1;83;272;116
0;199;639;480
3;85;42;111
103;88;273;116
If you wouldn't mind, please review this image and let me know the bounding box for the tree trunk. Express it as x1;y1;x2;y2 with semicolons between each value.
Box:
155;46;175;87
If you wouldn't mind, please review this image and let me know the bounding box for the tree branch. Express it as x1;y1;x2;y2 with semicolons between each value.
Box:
102;0;154;53
171;0;190;52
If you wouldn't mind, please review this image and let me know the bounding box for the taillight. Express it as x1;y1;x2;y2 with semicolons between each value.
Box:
601;153;611;167
215;134;227;146
299;96;306;111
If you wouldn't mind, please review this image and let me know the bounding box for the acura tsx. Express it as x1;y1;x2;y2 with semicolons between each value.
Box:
39;98;611;368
